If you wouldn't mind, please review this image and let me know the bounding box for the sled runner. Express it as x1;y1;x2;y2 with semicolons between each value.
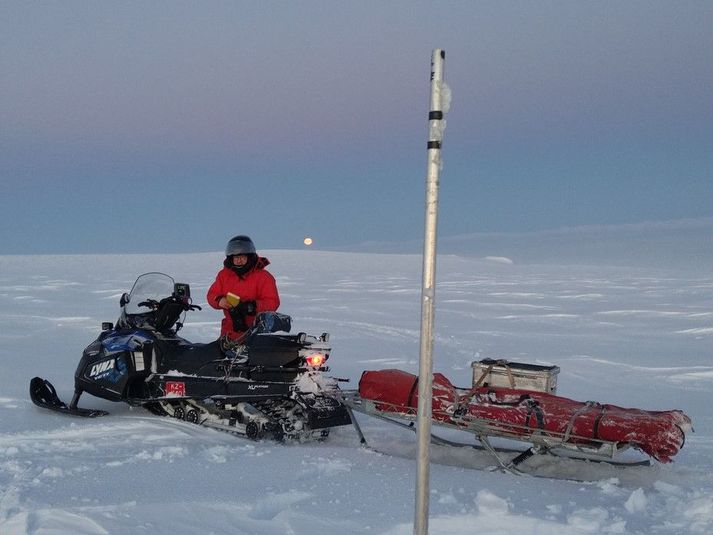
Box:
340;362;692;472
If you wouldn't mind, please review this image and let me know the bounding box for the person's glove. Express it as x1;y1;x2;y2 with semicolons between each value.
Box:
229;300;257;332
236;300;256;316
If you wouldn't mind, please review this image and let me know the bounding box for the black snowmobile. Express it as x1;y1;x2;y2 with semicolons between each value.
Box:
30;272;351;440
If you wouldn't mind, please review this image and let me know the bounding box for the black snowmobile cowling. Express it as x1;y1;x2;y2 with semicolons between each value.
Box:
30;272;351;440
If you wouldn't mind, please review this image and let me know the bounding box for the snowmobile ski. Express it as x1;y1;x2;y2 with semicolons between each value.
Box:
30;377;109;417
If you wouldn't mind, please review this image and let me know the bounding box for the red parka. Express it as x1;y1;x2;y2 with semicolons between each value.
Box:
206;257;280;339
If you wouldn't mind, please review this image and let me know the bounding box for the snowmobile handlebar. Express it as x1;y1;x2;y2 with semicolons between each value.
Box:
137;296;202;312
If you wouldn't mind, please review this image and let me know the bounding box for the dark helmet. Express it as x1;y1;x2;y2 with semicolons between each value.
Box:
225;235;256;256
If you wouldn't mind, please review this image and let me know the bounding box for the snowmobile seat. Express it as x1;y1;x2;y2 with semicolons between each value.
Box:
153;338;225;376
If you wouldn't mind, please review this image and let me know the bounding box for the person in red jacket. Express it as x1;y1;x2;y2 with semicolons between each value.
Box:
207;235;280;341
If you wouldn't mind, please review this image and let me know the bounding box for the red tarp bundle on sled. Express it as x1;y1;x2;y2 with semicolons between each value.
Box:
359;369;692;463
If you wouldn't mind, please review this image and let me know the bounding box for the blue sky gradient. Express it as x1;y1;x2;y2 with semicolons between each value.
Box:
2;1;711;253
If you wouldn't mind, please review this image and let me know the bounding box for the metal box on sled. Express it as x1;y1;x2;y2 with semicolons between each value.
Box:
471;358;560;394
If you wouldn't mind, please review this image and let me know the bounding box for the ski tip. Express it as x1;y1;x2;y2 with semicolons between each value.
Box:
29;377;65;408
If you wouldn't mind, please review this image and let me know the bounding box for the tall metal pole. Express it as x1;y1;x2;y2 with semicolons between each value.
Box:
414;48;446;535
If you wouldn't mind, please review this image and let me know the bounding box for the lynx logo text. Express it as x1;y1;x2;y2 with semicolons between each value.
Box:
89;359;115;378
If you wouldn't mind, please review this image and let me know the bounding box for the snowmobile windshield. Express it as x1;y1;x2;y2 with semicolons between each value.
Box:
123;272;176;315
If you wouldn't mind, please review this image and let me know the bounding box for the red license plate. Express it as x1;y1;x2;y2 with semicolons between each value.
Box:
165;381;186;397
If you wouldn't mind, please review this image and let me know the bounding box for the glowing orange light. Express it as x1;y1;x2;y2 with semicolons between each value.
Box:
305;354;326;367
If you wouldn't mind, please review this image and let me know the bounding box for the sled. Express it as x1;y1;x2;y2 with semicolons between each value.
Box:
339;362;693;473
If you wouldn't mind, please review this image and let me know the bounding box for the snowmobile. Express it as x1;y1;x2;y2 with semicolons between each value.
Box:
340;360;693;472
30;272;351;441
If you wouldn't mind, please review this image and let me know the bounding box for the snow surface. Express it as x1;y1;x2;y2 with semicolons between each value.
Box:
1;250;712;534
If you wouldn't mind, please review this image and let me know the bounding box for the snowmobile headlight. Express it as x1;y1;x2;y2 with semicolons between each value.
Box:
305;353;326;367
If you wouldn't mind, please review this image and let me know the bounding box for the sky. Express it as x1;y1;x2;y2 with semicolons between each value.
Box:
1;1;712;254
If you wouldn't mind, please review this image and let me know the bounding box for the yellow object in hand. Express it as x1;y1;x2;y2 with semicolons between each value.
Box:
225;292;241;307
